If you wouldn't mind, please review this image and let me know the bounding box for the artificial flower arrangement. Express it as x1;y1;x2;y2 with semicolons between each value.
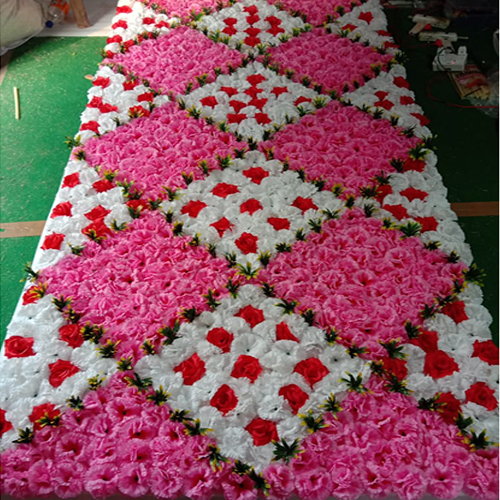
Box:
0;0;498;499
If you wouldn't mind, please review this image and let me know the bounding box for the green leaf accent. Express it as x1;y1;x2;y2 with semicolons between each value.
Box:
13;427;34;444
385;375;411;395
379;339;406;359
204;289;221;310
299;410;328;433
272;438;303;463
320;393;342;414
52;294;71;312
170;409;192;422
117;356;133;371
276;299;297;314
146;386;170;406
124;372;152;393
340;372;368;393
67;396;84;410
184;418;212;436
463;263;486;287
181;307;199;322
261;282;275;297
98;339;120;358
88;374;106;391
141;339;156;356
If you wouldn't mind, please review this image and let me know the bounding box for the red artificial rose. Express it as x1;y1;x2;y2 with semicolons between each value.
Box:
107;35;123;44
229;100;247;113
206;327;234;353
240;199;263;215
128;105;150;118
235;305;265;328
85;205;111;221
246;418;279;446
359;11;373;23
244;87;262;99
235;232;258;254
265;15;282;26
243;5;258;14
267;217;290;231
393;76;410;89
295;96;312;106
414;216;438;232
22;285;42;305
267;25;285;36
246;14;260;25
0;408;13;436
410;329;439;353
465;382;498;411
155;20;170;29
255;113;272;125
231;355;262;383
400;95;415;105
220;86;238;96
243;167;269;185
51;201;73;218
41;233;65;251
143;17;155;24
375;91;389;100
123;80;139;91
271;87;288;97
92;76;111;88
411;113;430;127
210;384;238;416
382;357;408;380
292;197;318;213
138;92;155;103
4;336;35;358
29;403;61;431
276;322;299;342
81;121;100;134
82;218;111;240
211;217;233;236
472;340;499;365
423;350;459;379
374;99;394;110
116;5;132;13
375;184;392;203
212;183;239;198
383;204;408;220
49;359;80;388
401;187;428;201
224;17;238;26
181;200;207;218
92;179;114;193
222;25;237;36
59;324;84;348
436;392;462;424
341;23;357;32
294;358;329;388
279;384;309;414
126;199;147;212
247;74;266;86
174;353;206;385
441;301;468;323
111;19;128;30
62;172;80;188
227;113;247;124
249;97;267;110
200;96;218;108
403;158;426;172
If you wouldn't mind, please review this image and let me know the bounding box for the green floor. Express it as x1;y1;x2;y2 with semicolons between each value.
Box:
0;15;498;345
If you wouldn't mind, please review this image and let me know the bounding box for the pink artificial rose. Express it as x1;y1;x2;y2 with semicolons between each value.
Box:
295;468;332;500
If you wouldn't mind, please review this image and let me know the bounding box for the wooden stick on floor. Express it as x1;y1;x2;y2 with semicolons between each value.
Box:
68;0;91;28
13;87;20;120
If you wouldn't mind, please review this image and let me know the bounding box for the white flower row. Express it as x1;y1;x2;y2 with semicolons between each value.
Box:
135;284;370;470
182;61;329;142
0;295;117;451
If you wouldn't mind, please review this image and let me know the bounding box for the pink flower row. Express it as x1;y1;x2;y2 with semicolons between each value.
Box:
1;374;497;500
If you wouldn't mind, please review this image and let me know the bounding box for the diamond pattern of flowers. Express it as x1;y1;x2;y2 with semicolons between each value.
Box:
195;0;307;54
135;285;370;469
161;151;343;269
182;61;329;142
